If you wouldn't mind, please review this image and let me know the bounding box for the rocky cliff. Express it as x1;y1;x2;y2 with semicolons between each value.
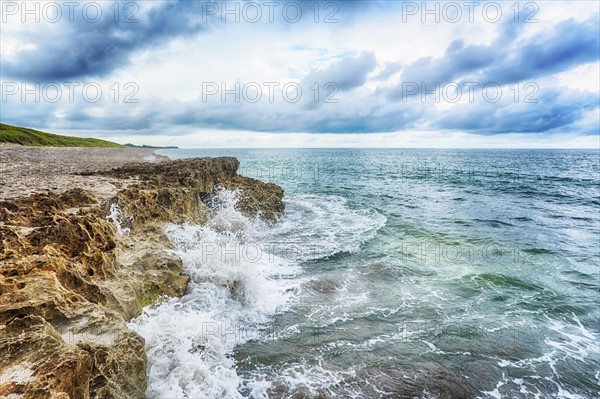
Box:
0;157;284;399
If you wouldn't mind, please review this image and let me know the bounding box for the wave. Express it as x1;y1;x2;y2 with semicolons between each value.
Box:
130;189;300;398
270;194;387;262
129;189;386;398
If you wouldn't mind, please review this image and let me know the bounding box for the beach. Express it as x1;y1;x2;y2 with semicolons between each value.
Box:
0;145;166;201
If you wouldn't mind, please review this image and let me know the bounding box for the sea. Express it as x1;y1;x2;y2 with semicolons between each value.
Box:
128;149;600;399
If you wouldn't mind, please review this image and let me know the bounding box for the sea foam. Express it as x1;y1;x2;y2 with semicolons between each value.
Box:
131;189;301;398
130;189;387;398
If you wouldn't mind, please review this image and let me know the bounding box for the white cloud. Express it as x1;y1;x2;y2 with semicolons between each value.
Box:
556;62;600;92
95;129;598;149
1;1;598;147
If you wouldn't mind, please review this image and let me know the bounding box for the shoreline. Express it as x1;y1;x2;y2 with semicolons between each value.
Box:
0;147;285;398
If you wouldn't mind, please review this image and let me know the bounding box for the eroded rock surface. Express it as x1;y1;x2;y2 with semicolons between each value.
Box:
0;157;284;399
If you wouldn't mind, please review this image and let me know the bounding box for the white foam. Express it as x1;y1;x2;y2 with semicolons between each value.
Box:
131;189;302;398
130;189;388;398
487;313;599;399
106;203;131;236
243;361;359;399
268;194;387;261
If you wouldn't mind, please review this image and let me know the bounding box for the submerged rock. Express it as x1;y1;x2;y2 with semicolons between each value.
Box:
0;157;285;399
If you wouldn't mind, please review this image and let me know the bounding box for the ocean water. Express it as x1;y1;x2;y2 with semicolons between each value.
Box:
130;149;600;398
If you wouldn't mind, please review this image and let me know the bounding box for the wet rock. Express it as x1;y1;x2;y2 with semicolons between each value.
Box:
130;251;189;311
358;362;475;399
101;157;285;224
78;329;147;399
266;362;475;399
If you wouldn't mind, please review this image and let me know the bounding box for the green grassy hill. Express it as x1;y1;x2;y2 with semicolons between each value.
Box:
0;123;124;148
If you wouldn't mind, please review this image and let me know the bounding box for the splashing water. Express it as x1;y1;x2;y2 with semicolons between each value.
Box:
106;203;131;236
130;189;302;398
146;148;600;398
130;187;387;398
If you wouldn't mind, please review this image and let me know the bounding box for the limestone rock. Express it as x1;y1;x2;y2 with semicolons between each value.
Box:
0;315;93;399
0;157;285;398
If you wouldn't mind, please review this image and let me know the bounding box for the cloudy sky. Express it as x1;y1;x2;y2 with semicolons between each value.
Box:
1;0;599;147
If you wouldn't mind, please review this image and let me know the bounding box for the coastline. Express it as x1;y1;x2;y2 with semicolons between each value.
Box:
0;146;285;398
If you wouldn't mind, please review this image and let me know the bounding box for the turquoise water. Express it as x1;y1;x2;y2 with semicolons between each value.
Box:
142;149;599;398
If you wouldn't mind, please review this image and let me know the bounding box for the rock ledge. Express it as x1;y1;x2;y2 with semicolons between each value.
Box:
0;157;284;399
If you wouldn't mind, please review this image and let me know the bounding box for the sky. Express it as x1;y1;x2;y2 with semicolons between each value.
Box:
1;0;599;148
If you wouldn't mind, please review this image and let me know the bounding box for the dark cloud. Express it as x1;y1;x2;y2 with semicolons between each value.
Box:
433;88;599;134
301;52;377;91
1;0;382;82
168;102;423;134
296;51;377;111
155;84;596;135
485;17;600;85
2;81;594;136
389;16;600;99
399;40;495;87
1;0;211;81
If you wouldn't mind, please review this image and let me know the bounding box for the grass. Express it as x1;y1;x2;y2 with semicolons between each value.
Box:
0;123;125;148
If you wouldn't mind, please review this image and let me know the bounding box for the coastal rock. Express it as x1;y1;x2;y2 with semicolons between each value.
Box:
100;157;285;224
0;157;285;398
0;315;93;399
